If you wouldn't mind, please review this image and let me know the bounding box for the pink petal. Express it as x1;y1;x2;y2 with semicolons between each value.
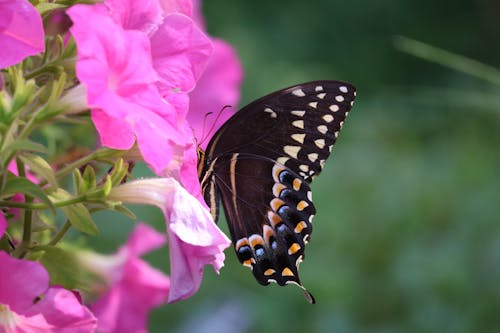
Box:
165;181;231;302
159;0;193;17
69;6;159;102
179;140;204;202
105;0;163;35
0;251;49;312
150;13;213;97
91;259;170;333
188;39;243;148
69;4;189;174
131;110;188;174
90;224;170;333
91;109;135;150
125;223;166;256
0;0;44;69
26;287;97;332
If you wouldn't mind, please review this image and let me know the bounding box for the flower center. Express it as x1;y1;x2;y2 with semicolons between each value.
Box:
0;303;19;329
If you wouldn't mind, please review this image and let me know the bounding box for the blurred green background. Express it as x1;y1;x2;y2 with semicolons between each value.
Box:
92;1;500;332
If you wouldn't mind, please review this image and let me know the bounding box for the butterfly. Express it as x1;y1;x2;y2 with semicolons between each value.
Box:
197;81;356;303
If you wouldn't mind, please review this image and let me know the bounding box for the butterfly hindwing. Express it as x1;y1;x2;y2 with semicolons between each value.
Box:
198;80;356;302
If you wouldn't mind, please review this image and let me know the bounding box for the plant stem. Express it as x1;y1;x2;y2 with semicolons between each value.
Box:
48;221;72;246
0;194;88;210
394;35;500;86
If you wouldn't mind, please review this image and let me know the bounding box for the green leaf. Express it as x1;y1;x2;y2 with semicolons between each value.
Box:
37;246;81;290
19;154;58;189
50;189;98;236
2;175;55;213
36;3;67;16
72;168;85;194
3;140;47;157
113;204;137;220
82;165;97;190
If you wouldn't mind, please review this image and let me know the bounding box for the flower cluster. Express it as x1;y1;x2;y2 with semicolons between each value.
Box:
0;0;242;332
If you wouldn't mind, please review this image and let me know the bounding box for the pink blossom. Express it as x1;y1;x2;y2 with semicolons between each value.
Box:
79;223;170;333
0;0;45;69
188;38;243;149
150;13;213;107
159;0;193;17
68;4;184;174
0;251;97;332
109;178;231;303
68;0;213;176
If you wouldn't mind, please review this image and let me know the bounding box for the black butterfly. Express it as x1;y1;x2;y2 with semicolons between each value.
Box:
197;81;356;303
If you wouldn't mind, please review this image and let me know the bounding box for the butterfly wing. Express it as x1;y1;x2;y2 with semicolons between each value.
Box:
199;80;356;301
210;154;315;286
203;81;356;183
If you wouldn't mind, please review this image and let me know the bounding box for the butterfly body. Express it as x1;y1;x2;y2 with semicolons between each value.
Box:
198;81;356;303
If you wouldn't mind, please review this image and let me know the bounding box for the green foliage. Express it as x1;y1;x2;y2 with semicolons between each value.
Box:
50;189;98;236
37;245;82;289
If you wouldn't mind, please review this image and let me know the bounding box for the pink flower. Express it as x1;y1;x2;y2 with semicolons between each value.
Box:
0;0;45;69
188;38;243;149
0;251;97;332
78;223;169;333
68;0;213;176
109;178;231;303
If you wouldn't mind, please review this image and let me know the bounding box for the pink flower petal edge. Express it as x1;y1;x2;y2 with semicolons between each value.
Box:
0;0;45;69
86;223;170;333
0;252;97;332
108;178;231;303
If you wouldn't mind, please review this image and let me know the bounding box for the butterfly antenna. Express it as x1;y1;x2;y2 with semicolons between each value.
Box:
199;105;233;146
199;111;214;146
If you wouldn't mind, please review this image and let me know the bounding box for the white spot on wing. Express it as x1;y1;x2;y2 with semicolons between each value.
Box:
292;120;305;129
308;102;318;109
307;191;313;201
339;86;348;93
317;93;326;99
317;125;328;134
264;107;277;118
277;156;290;165
291;133;306;143
284;145;300;158
329;105;339;112
307;153;318;162
292;89;306;97
314;139;325;149
323;114;334;123
335;95;344;102
291;110;306;117
315;86;323;92
299;164;309;172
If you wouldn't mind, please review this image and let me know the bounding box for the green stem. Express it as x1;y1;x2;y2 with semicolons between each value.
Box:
16;158;32;247
38;147;114;186
24;64;63;80
48;221;72;246
0;194;88;210
393;35;500;86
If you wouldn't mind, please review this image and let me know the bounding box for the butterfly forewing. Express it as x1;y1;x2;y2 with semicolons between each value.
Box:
199;80;356;302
